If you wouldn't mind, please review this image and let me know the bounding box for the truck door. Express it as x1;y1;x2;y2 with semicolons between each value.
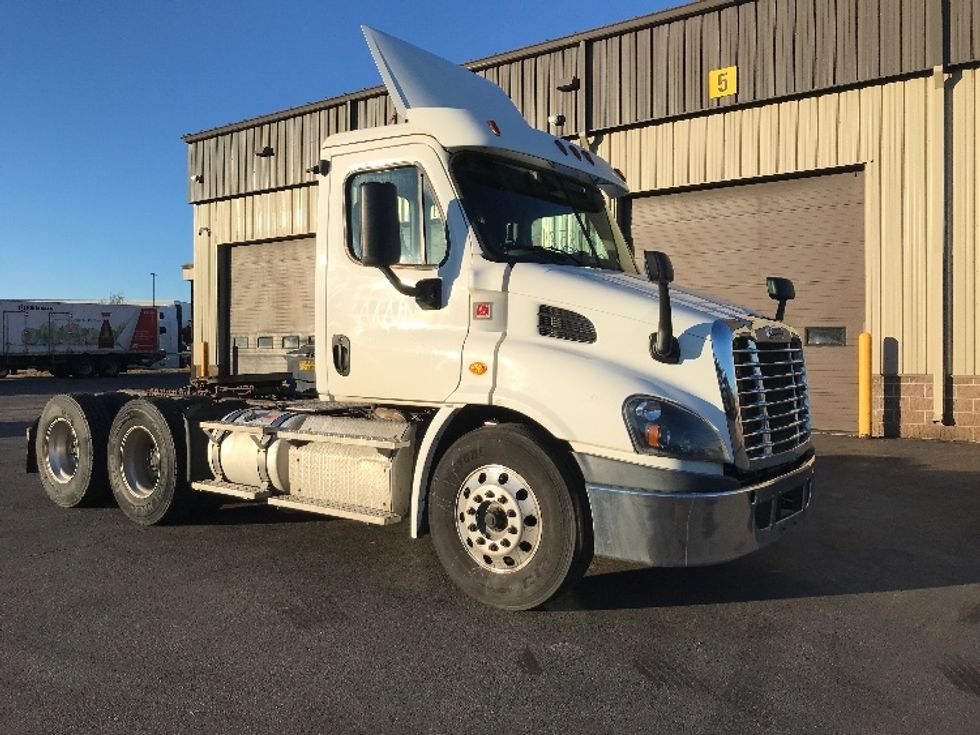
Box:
325;144;467;403
47;312;72;353
2;311;27;356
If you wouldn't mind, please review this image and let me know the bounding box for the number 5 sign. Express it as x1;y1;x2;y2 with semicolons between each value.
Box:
708;65;738;99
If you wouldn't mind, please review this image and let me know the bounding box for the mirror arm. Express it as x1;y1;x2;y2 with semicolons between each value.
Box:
378;265;417;297
378;265;443;310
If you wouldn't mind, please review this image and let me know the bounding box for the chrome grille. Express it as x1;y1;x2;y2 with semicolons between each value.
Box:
733;335;811;460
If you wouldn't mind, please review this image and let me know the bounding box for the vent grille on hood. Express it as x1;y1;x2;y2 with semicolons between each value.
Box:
538;306;597;344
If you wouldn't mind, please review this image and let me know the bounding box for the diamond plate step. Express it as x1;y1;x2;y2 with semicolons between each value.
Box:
191;480;271;500
267;495;401;525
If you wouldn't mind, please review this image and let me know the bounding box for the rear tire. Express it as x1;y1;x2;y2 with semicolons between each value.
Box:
70;356;95;379
98;357;121;377
36;394;114;508
108;398;190;526
428;424;593;611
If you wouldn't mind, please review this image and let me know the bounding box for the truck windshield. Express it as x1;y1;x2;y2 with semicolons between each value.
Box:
451;151;631;272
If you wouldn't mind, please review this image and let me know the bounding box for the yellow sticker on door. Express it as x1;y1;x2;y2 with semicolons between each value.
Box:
708;66;738;99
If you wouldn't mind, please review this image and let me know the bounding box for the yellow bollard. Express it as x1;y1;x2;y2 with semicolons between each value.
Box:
858;332;872;438
195;340;209;379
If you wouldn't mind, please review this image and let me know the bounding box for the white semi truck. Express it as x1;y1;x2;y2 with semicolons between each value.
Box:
1;300;164;378
27;28;815;610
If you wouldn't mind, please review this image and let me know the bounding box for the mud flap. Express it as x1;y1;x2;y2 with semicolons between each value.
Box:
25;418;39;474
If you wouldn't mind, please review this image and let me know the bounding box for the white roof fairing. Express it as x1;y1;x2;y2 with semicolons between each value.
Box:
360;26;629;197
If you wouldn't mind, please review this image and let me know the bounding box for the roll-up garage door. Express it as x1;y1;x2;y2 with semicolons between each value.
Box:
227;236;315;375
629;170;864;432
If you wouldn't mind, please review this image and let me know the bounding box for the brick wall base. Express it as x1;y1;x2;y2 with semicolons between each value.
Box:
872;374;980;442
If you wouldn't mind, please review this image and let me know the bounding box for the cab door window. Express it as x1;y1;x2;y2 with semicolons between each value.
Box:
347;166;447;266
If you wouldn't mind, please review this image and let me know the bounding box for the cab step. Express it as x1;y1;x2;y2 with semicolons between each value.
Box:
191;479;272;500
267;495;401;525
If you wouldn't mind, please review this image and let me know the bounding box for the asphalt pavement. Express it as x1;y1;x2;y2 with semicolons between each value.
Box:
1;372;978;734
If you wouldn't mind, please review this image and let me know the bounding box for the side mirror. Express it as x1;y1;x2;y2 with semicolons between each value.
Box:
766;276;795;322
360;181;401;268
357;180;443;311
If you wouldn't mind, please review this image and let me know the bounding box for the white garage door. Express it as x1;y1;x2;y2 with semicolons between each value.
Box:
227;237;315;375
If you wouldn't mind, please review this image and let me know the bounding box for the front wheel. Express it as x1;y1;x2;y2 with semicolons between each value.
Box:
428;424;592;611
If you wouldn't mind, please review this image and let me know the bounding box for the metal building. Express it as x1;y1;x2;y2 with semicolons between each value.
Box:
184;0;980;441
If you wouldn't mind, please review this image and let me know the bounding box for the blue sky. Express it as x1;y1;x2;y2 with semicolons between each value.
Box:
1;0;673;303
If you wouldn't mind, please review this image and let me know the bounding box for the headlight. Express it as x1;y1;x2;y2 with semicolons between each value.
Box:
623;395;727;463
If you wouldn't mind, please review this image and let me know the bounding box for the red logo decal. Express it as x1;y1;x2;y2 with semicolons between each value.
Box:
474;302;493;320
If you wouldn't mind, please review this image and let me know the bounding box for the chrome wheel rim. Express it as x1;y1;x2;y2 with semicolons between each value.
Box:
45;418;79;484
455;464;542;574
120;426;160;499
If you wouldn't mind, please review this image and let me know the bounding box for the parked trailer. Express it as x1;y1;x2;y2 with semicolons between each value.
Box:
1;300;163;378
26;29;815;610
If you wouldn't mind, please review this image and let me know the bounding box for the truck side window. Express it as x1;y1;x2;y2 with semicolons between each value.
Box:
347;166;447;266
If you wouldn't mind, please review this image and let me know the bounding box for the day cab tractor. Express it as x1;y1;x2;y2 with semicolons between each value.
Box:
27;28;815;610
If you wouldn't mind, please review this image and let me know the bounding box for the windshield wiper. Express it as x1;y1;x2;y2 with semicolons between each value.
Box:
503;245;585;266
552;176;605;267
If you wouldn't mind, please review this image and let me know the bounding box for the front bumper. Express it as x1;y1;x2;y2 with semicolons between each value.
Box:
581;454;815;567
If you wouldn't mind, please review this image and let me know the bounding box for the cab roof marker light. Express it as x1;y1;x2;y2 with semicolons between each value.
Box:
554;140;568;155
582;150;594;165
487;120;501;136
613;168;627;182
569;146;581;160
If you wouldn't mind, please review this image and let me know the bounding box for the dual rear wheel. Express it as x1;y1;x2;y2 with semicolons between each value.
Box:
36;395;193;524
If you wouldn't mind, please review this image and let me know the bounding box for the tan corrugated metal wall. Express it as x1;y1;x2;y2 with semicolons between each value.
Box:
952;67;980;376
630;171;864;431
595;76;946;380
191;187;317;372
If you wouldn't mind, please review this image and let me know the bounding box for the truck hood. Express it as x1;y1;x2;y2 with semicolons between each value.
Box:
507;264;757;339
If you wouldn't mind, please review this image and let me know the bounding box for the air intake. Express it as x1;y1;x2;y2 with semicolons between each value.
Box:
538;306;597;344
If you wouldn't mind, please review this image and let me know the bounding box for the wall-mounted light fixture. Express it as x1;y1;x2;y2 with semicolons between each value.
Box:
256;146;275;157
190;174;204;183
306;159;330;176
556;76;580;92
547;114;566;127
198;226;211;236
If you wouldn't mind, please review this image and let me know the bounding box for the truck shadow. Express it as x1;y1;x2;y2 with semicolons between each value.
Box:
0;421;28;440
188;502;335;526
557;448;980;611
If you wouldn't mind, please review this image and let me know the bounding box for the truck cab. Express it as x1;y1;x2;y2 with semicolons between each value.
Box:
29;27;814;611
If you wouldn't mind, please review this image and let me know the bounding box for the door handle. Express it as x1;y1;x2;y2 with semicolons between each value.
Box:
332;335;351;376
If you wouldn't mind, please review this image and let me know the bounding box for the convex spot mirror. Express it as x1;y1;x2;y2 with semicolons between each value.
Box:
766;276;796;322
644;250;674;284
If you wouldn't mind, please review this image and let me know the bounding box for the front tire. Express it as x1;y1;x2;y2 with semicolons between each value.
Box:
428;424;592;610
108;398;191;526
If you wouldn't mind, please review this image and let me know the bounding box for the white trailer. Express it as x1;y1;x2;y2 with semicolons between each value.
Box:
27;28;815;610
1;300;163;378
